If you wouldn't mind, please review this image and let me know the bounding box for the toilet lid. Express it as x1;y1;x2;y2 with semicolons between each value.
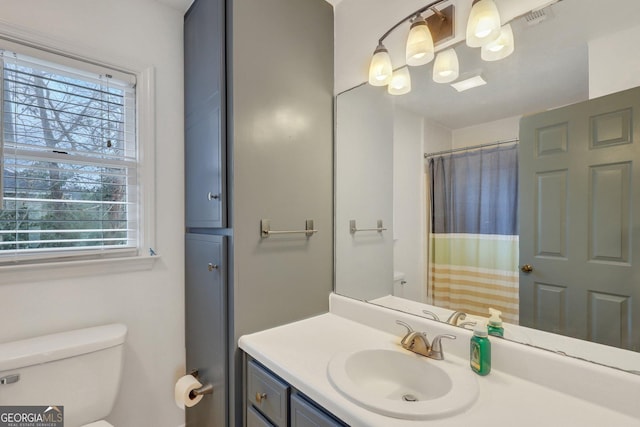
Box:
82;421;113;427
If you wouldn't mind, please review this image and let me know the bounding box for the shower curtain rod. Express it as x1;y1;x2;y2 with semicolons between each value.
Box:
423;138;519;159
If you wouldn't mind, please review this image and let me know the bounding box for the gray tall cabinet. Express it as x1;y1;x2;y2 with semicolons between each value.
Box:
184;0;334;425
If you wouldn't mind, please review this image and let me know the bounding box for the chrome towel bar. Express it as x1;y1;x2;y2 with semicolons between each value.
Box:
350;219;387;234
261;219;318;238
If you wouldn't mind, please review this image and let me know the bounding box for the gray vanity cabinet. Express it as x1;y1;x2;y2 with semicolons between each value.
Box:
290;394;345;427
246;358;346;427
185;234;227;426
184;0;226;228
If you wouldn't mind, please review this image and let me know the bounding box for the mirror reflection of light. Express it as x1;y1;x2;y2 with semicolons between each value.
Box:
388;67;411;95
433;49;459;84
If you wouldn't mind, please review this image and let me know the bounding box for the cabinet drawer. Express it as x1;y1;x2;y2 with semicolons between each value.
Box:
247;405;275;427
291;393;346;427
247;360;290;426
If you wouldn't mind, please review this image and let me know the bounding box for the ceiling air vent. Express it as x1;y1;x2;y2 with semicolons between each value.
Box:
525;7;553;26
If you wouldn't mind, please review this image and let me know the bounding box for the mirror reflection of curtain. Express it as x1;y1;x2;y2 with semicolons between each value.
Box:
427;144;519;323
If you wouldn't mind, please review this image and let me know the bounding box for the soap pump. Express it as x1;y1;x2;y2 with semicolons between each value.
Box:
487;308;504;337
470;321;491;376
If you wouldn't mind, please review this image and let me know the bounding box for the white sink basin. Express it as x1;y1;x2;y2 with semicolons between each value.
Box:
327;348;479;420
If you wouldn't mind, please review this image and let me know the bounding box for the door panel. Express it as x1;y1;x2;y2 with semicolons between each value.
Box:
185;0;226;228
520;86;640;351
589;163;631;262
185;233;227;426
534;282;567;335
536;170;568;257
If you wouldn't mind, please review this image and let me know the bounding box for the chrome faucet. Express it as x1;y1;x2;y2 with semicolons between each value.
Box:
422;310;468;326
395;320;456;360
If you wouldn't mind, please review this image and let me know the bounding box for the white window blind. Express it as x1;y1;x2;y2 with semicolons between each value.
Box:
0;50;138;263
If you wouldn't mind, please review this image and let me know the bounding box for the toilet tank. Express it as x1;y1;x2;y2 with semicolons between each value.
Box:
0;324;127;427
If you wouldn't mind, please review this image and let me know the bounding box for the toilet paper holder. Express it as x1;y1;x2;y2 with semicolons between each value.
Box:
188;370;213;397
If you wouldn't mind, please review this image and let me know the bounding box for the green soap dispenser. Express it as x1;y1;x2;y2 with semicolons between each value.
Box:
470;321;491;376
487;308;504;337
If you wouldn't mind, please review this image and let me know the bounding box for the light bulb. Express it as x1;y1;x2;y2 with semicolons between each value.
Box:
481;24;514;61
388;67;411;95
433;48;459;83
405;15;435;66
368;44;393;86
466;0;501;48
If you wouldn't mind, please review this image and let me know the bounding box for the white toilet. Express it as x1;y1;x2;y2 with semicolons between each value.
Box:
0;324;127;427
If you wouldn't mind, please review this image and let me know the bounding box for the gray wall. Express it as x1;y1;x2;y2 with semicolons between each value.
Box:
335;85;393;301
228;0;334;424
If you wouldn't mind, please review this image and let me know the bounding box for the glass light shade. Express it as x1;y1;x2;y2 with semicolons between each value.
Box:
405;17;435;66
388;67;411;95
433;49;459;83
368;45;393;86
466;0;501;47
481;24;514;61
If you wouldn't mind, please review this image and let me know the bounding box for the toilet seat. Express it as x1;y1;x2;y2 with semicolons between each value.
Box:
82;421;113;427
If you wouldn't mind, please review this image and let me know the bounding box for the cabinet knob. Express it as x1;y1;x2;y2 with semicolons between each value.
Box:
207;192;220;200
255;392;267;403
208;263;218;271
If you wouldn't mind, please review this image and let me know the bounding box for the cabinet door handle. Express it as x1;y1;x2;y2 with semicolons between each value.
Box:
255;392;267;403
208;263;219;271
207;192;220;200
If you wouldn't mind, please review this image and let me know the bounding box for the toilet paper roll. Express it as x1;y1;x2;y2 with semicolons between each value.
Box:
174;375;204;409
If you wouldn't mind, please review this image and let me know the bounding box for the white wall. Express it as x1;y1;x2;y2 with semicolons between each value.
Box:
589;24;640;99
0;2;185;426
424;118;453;154
392;107;426;302
452;115;521;149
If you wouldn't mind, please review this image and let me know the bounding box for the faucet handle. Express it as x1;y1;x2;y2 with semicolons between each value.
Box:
429;334;456;360
395;320;414;334
422;310;440;321
446;311;467;325
395;320;414;346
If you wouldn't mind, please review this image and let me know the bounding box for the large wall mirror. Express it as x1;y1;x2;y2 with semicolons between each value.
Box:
335;0;640;373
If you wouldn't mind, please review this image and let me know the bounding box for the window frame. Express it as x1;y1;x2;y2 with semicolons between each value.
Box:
0;24;157;278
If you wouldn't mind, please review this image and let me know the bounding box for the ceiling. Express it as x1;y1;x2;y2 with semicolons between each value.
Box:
390;0;640;129
158;0;338;12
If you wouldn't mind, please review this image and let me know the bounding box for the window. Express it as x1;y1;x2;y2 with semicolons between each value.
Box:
0;49;139;263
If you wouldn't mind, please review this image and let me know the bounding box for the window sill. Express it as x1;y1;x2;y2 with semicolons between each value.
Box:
0;255;159;284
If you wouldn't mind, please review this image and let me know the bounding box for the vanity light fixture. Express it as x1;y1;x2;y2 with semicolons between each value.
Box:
368;43;393;86
366;0;523;95
366;1;454;95
433;48;459;83
406;14;435;66
481;23;514;61
450;73;487;92
466;0;502;47
388;67;412;95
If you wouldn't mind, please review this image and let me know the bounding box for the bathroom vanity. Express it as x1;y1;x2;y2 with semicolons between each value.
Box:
245;358;346;426
239;294;640;426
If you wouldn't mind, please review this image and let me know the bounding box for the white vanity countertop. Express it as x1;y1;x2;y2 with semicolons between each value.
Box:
239;305;640;426
370;294;640;372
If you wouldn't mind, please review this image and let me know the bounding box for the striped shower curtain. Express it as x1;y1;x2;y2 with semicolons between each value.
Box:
427;144;519;324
